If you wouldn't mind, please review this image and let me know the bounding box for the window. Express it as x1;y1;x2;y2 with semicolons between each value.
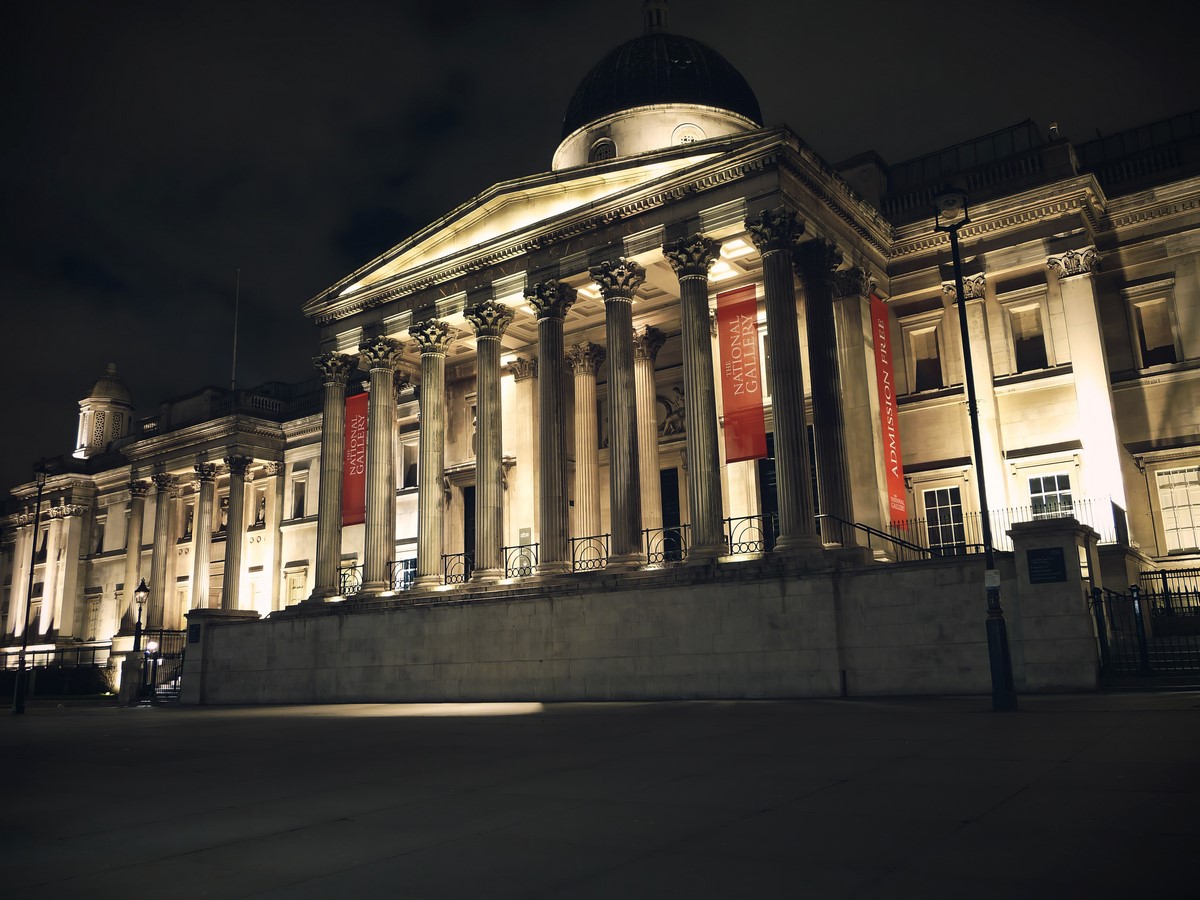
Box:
181;502;194;541
291;478;307;520
286;570;308;606
400;439;418;490
86;597;100;640
1134;299;1177;367
911;327;943;391
35;529;48;563
1029;473;1072;518
1156;466;1200;553
924;487;966;554
589;139;616;162
93;516;106;556
1008;305;1048;372
395;558;417;591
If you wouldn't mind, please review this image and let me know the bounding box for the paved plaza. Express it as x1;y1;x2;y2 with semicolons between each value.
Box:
2;693;1197;898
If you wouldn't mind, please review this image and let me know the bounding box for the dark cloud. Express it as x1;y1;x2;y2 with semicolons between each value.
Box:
0;0;1188;488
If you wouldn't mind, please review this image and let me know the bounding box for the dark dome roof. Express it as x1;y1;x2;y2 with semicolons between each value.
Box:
562;33;762;139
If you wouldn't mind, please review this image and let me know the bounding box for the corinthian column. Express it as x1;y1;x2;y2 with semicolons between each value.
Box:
119;480;151;631
409;320;455;588
359;337;404;592
633;327;667;532
590;259;645;568
191;463;218;609
465;300;514;583
221;456;251;610
794;239;855;543
39;507;66;636
746;207;819;551
664;235;726;557
148;473;177;628
6;514;34;637
310;352;353;600
527;279;577;574
567;343;605;543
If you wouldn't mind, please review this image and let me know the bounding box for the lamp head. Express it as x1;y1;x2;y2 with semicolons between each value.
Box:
933;187;970;231
134;578;150;607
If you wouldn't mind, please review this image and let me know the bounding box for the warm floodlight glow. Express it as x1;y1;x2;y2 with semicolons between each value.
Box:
578;283;601;300
709;260;737;282
145;641;159;653
721;238;754;260
330;702;545;718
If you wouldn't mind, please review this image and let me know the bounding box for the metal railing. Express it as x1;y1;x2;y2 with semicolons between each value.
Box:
724;513;778;554
339;563;363;597
1139;568;1200;618
1092;586;1200;675
571;534;609;572
388;559;416;593
644;525;689;565
502;543;538;579
816;514;944;561
4;644;113;669
442;552;474;585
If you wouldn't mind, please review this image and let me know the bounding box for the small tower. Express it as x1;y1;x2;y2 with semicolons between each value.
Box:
74;363;134;459
643;0;669;33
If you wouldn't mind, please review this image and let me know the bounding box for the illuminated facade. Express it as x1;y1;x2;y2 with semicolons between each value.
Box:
3;4;1200;679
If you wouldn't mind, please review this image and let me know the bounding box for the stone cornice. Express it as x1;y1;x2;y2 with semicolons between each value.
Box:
121;416;285;467
1099;174;1200;233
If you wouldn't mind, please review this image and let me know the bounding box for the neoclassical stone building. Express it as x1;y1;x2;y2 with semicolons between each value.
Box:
3;4;1199;691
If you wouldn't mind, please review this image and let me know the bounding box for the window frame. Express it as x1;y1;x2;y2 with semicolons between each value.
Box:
899;307;950;394
1154;464;1200;555
1123;279;1183;370
998;285;1055;374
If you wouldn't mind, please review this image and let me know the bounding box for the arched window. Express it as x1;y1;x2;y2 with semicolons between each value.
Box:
589;139;616;162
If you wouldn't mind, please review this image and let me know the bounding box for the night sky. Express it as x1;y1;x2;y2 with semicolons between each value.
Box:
1;0;1188;490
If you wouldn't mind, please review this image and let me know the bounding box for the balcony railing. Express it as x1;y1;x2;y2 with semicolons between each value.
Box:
338;563;363;597
724;513;778;554
644;525;689;565
502;543;538;579
388;559;416;593
571;534;609;572
442;552;474;585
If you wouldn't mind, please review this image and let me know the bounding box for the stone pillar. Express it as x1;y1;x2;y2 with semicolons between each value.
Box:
359;337;404;593
507;356;539;550
1048;247;1127;536
7;514;34;637
38;508;65;636
409;320;455;588
591;258;645;568
120;480;151;631
633;327;667;532
464;300;514;583
310;352;353;599
794;239;855;541
51;504;86;636
221;456;251;611
527;279;577;574
746;207;819;551
148;473;177;628
190;463;218;610
264;462;285;612
664;235;725;557
567;343;606;541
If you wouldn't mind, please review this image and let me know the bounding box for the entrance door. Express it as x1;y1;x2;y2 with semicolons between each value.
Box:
660;468;682;561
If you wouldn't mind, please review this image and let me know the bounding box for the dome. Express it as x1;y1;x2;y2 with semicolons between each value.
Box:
86;362;133;405
561;32;762;140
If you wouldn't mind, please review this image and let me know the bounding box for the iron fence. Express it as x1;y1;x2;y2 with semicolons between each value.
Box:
571;534;609;572
644;525;689;565
724;513;778;554
6;644;113;669
388;559;416;592
1092;586;1200;675
503;543;538;579
442;552;474;585
1139;568;1200;618
339;563;363;597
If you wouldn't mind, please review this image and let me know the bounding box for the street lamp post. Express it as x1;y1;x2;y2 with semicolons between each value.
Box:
132;579;149;704
11;463;48;715
934;188;1018;711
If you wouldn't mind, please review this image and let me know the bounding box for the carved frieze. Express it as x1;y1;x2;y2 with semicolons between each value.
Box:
1046;246;1102;278
941;274;987;301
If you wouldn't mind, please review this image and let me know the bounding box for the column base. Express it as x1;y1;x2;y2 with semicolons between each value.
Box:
413;574;442;590
687;542;726;563
360;581;388;594
606;551;644;572
827;545;875;567
302;587;340;604
471;567;503;584
537;560;572;576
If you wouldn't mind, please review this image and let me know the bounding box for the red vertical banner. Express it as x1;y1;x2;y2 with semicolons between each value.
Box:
871;293;907;523
342;392;368;526
717;285;768;463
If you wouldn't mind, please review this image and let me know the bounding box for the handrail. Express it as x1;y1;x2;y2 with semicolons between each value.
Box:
816;513;979;560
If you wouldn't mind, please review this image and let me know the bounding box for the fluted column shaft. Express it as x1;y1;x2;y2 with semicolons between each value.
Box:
311;353;353;599
633;327;667;532
409;321;453;587
120;482;150;630
747;208;818;548
591;259;645;566
6;521;32;636
465;301;514;582
796;240;855;541
191;464;217;609
221;456;250;610
360;337;403;592
148;474;177;627
526;280;576;574
665;236;725;555
568;344;605;540
38;511;64;635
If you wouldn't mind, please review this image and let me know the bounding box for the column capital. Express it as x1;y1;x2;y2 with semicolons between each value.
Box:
464;300;515;339
223;455;252;478
525;279;577;321
409;319;457;354
632;326;667;362
566;342;606;375
663;234;722;279
589;258;645;302
262;461;284;477
152;473;178;494
507;356;537;382
16;510;37;527
941;273;987;301
50;503;87;520
194;462;219;484
830;266;875;299
128;479;152;499
1046;246;1102;278
313;352;354;385
746;206;805;255
359;336;404;371
792;238;843;279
